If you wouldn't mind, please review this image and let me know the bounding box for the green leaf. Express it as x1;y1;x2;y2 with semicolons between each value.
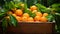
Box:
27;0;37;8
29;13;36;18
2;18;8;31
24;3;28;10
0;13;6;20
9;14;18;27
0;13;5;17
3;1;15;10
46;8;51;14
46;14;54;22
35;3;47;13
0;9;5;13
0;8;8;13
51;4;60;13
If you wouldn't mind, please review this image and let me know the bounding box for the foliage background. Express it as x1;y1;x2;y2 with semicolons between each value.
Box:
0;0;60;7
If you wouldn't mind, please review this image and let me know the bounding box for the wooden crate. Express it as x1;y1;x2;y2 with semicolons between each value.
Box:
0;22;55;34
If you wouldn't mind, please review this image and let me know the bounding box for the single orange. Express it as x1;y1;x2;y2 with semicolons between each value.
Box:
15;9;23;16
36;12;42;17
34;16;41;21
16;16;22;22
30;5;37;11
22;16;28;22
40;16;48;22
32;10;37;13
23;13;30;18
43;13;48;17
27;17;34;22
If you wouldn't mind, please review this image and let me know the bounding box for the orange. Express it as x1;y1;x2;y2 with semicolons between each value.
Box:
36;12;42;17
12;14;17;17
27;17;34;22
34;16;41;21
40;16;48;22
15;9;23;16
32;10;37;13
22;16;28;22
43;13;48;17
30;5;37;11
23;13;30;18
16;16;22;22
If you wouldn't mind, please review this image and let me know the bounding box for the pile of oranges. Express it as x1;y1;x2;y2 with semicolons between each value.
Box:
8;5;48;23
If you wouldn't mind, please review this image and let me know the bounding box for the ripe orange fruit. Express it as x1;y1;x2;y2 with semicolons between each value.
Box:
22;16;28;22
16;16;22;22
12;14;17;17
43;13;48;17
40;16;48;22
23;13;30;18
30;5;37;11
34;16;41;21
27;17;34;22
32;10;37;13
36;12;42;17
15;9;23;16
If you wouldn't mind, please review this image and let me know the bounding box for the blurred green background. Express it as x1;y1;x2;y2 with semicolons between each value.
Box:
0;0;60;7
